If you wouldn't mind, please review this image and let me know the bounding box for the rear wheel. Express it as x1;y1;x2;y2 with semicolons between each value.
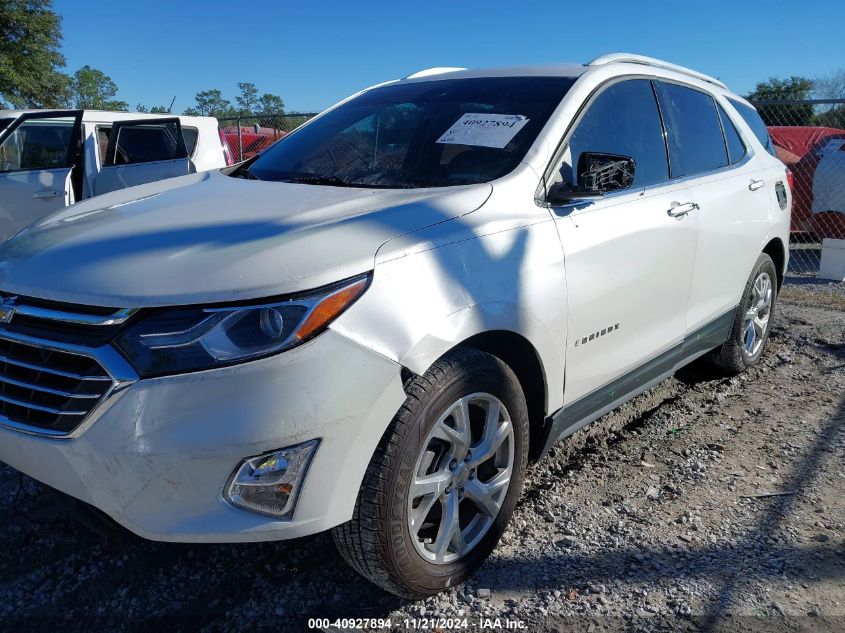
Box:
332;347;529;598
709;253;778;373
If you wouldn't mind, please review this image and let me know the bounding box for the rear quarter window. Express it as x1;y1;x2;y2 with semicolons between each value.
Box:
181;126;199;156
728;98;777;157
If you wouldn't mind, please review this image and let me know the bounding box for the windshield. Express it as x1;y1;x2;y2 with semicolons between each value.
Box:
0;118;14;135
247;76;575;188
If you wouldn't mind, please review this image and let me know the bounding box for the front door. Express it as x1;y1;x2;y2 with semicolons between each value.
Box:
545;79;698;412
0;110;83;242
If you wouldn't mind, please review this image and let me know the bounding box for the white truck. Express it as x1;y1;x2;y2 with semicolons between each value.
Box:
0;110;231;242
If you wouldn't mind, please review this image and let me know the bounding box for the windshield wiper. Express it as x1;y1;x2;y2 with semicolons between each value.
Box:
283;174;353;187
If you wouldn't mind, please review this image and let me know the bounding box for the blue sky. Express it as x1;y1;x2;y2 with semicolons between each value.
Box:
54;0;844;114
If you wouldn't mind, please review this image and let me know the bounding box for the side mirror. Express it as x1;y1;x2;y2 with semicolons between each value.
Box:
546;152;636;205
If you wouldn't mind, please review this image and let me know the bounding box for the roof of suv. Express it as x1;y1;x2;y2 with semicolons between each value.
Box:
400;53;731;93
403;63;589;82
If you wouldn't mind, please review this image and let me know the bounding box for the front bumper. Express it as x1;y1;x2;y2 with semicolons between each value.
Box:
0;329;405;542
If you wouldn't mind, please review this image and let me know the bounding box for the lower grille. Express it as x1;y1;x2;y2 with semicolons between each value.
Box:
0;335;115;435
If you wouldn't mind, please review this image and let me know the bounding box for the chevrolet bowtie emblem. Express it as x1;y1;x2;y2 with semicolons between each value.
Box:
0;296;19;324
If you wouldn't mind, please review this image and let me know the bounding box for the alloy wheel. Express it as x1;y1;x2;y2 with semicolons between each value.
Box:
407;393;514;564
742;271;773;357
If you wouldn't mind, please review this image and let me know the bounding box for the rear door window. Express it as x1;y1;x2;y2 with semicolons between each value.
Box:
655;81;729;178
728;98;778;156
560;79;669;188
98;124;197;164
104;119;187;166
717;103;747;164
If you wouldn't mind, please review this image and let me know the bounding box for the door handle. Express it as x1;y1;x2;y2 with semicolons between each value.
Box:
667;201;699;217
749;178;766;191
32;190;62;199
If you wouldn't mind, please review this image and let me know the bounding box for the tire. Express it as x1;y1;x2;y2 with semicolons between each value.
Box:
332;347;529;598
708;253;778;374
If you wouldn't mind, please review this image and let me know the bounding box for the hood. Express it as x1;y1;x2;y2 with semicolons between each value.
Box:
0;170;491;307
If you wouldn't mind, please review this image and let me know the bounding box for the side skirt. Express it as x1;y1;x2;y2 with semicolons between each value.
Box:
540;308;735;457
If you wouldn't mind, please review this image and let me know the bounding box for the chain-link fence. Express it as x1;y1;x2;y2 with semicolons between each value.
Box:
749;98;845;278
217;112;316;162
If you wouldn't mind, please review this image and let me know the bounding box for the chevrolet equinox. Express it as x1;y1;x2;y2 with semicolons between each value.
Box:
0;54;791;598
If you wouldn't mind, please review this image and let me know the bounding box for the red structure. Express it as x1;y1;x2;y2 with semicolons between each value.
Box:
769;126;845;239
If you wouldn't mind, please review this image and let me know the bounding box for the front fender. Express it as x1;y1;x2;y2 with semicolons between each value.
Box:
331;220;568;415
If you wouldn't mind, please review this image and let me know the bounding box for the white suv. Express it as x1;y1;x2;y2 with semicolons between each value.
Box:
0;110;230;243
0;54;790;598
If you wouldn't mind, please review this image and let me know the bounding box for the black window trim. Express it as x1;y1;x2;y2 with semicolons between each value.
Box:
538;75;755;206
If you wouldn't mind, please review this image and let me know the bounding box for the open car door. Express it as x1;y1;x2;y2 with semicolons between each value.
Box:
94;118;191;195
0;110;83;242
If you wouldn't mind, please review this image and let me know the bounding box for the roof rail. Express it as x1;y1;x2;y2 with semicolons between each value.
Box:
587;53;727;89
405;67;467;80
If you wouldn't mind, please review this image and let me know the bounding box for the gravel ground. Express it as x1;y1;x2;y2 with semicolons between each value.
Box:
1;280;843;633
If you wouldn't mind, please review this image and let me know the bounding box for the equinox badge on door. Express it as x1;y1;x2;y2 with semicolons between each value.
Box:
573;322;620;347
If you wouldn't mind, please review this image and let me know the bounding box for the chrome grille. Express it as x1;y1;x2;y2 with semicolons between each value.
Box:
0;335;115;434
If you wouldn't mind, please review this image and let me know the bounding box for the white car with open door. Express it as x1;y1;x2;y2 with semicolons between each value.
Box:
0;110;231;242
0;55;791;599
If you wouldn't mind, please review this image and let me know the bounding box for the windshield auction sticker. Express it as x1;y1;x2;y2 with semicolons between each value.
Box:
436;113;529;148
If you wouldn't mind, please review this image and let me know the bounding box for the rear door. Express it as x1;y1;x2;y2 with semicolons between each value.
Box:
0;110;83;242
94;117;190;195
653;82;772;333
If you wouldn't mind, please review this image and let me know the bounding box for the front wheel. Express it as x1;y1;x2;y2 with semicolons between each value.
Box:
332;347;529;598
709;253;778;373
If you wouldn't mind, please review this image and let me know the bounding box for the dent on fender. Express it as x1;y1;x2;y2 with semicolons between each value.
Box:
333;193;568;415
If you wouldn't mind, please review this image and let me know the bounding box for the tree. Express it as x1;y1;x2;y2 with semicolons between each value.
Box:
746;76;815;126
136;103;169;113
258;93;285;114
71;65;128;110
813;69;845;129
236;82;259;115
184;89;235;117
184;85;284;120
0;0;70;108
814;69;845;100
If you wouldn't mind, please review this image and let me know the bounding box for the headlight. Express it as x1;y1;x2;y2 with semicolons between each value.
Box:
115;274;369;376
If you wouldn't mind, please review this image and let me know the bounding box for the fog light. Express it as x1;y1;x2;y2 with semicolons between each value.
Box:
225;439;319;519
